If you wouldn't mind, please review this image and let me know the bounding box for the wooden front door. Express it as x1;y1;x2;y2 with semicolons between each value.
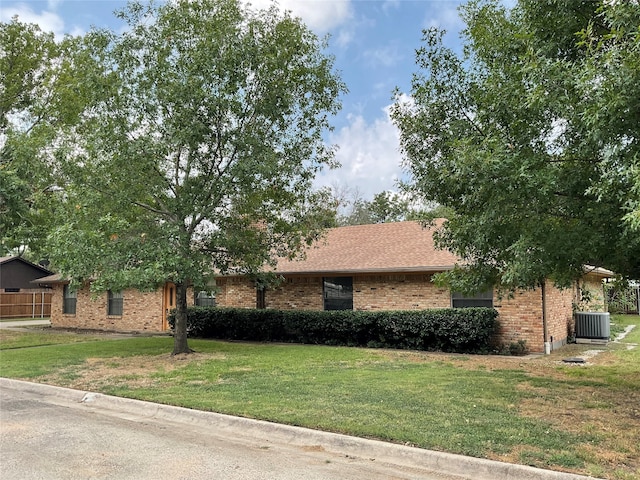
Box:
162;282;176;331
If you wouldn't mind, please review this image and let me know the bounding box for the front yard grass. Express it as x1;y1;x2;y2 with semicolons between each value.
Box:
0;328;106;350
0;314;638;479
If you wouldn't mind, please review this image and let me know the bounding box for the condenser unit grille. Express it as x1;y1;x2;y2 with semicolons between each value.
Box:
575;312;610;340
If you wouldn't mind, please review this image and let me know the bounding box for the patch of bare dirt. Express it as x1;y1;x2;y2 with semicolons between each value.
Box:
35;352;226;391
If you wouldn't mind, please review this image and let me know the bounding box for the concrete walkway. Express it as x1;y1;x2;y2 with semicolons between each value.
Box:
0;378;602;480
0;318;51;328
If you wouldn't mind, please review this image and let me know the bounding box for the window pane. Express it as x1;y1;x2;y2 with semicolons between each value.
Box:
108;291;123;316
451;290;493;308
256;288;266;309
63;285;77;315
63;298;76;315
196;291;216;307
323;277;353;311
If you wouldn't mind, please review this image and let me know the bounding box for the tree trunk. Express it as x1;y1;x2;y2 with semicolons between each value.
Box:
172;282;193;355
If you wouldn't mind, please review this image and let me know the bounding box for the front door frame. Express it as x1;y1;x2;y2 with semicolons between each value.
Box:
161;282;176;331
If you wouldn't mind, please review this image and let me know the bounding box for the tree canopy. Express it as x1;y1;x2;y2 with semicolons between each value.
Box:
391;0;640;292
37;0;345;353
0;19;90;254
332;188;418;226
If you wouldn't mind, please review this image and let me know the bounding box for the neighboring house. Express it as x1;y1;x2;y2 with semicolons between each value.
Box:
0;256;53;319
215;221;611;353
42;274;214;332
0;256;52;291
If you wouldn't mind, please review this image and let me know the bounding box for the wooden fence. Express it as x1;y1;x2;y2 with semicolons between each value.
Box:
0;290;52;319
606;285;640;315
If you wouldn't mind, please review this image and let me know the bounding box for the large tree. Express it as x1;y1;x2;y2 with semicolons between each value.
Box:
391;0;640;292
335;190;417;226
46;0;346;354
0;19;89;254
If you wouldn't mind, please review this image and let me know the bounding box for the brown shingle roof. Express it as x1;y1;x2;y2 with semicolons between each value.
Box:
272;220;459;275
32;273;66;284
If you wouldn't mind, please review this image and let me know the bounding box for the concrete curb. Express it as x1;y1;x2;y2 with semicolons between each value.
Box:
0;378;602;480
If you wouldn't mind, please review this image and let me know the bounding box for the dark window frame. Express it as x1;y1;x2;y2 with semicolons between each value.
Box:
323;276;353;311
451;289;493;308
63;284;77;315
195;290;216;307
107;290;124;316
256;288;266;309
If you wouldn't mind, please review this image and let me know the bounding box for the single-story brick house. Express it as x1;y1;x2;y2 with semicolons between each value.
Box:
214;221;611;353
43;221;610;352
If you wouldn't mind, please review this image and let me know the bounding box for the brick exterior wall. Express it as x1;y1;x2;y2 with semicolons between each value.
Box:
216;274;451;311
216;273;583;353
354;274;451;310
492;288;544;350
543;281;576;350
268;276;324;310
51;284;167;332
492;282;575;352
49;272;596;351
214;277;261;309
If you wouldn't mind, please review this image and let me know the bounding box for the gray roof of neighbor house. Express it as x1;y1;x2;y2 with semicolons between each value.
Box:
0;256;54;289
0;256;51;272
271;220;459;275
0;256;53;276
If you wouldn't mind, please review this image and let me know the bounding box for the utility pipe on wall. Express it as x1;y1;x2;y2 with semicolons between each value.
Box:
542;281;550;355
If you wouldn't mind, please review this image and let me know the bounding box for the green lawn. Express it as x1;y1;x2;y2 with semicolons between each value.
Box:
0;329;105;351
0;314;638;479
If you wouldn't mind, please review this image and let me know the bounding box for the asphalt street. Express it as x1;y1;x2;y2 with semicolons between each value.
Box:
0;378;601;480
0;379;469;480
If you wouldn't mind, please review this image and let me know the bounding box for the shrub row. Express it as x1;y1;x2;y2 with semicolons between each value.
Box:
169;307;499;354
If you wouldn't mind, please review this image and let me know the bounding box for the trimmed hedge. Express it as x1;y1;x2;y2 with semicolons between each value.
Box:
169;307;499;354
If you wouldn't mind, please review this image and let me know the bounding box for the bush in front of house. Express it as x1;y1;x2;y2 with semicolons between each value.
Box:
168;307;499;354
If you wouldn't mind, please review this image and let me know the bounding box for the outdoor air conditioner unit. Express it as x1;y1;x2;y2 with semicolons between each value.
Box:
575;312;610;341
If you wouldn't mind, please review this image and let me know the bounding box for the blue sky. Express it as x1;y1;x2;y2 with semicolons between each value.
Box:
1;0;470;200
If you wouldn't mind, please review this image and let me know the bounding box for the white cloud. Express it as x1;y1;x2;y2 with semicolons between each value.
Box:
244;0;353;32
423;2;464;33
0;4;65;37
316;104;404;199
335;27;354;48
363;44;401;68
382;0;400;14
